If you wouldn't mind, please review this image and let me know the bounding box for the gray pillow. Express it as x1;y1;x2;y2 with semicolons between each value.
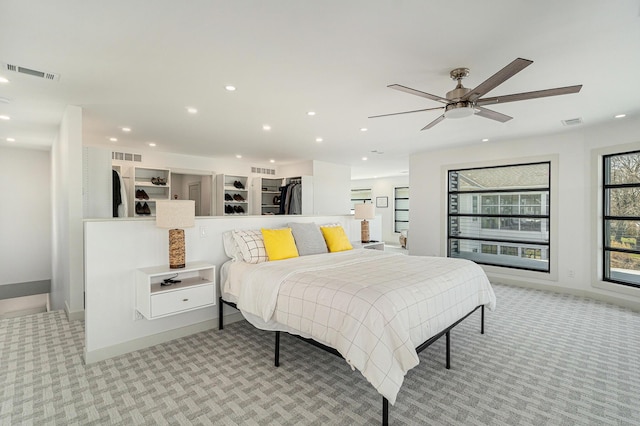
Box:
288;222;328;256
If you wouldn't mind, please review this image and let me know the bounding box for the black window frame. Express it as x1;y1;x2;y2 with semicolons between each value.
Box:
602;149;640;288
350;188;372;214
394;186;409;233
447;161;551;273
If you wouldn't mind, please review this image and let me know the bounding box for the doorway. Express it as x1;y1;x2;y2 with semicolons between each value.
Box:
189;182;201;216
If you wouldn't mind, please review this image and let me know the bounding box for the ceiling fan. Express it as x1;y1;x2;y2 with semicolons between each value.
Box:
369;58;582;130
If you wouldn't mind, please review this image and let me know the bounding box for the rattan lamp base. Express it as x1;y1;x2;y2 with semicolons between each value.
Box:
360;219;370;243
168;228;186;269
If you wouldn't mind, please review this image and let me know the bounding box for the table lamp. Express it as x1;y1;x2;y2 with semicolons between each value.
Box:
354;203;376;243
156;200;195;269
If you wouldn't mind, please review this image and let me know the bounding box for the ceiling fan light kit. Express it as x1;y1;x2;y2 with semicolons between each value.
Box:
444;102;475;119
370;58;582;130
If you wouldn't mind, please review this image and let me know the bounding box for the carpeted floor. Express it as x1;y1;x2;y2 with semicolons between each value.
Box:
1;284;639;425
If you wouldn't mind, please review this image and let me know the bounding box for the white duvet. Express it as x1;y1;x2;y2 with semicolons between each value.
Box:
227;249;496;405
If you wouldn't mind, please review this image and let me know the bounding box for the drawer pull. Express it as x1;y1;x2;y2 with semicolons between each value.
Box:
182;298;189;302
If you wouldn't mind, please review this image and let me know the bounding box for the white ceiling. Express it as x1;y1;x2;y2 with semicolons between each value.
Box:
1;1;639;179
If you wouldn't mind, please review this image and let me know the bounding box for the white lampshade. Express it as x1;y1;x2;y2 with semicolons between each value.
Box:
156;200;195;229
354;203;375;220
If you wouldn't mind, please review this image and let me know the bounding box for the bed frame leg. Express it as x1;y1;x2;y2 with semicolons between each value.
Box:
275;331;280;367
445;330;451;369
481;305;485;335
218;297;224;330
382;397;389;426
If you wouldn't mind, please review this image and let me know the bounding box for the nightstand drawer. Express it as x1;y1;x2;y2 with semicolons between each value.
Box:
151;284;215;317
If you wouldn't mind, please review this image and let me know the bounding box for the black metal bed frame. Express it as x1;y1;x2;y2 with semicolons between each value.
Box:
219;297;485;425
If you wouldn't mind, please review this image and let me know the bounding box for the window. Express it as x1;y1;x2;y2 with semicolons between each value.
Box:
394;187;409;233
350;188;371;213
448;162;551;272
603;150;640;288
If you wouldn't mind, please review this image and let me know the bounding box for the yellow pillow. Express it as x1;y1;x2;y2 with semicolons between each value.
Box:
261;228;299;261
320;226;353;252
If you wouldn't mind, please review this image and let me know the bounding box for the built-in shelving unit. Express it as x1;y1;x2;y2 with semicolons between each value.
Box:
132;166;171;217
253;177;283;215
216;174;249;215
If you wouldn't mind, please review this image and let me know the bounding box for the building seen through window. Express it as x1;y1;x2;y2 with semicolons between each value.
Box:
448;162;551;272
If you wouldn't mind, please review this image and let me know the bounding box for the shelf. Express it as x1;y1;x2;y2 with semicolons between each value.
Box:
150;276;212;294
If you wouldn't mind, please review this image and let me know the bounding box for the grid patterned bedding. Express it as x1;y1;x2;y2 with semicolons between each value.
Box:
227;249;496;405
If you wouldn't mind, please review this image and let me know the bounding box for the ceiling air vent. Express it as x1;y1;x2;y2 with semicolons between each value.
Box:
2;62;60;81
561;117;583;126
112;151;142;162
251;167;276;175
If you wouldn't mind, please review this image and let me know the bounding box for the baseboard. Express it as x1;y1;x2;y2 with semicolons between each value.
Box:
491;278;640;312
84;311;245;364
64;301;85;321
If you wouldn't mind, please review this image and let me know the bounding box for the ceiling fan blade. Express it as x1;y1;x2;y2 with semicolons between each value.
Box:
421;114;446;130
475;85;583;106
474;106;513;123
462;58;533;102
369;106;444;119
388;84;449;104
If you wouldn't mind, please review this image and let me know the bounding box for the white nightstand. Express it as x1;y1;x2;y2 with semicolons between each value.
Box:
351;241;385;251
135;262;215;319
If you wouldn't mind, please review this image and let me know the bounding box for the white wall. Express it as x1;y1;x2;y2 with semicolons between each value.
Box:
312;160;352;215
51;105;84;316
0;146;52;286
84;214;354;362
351;175;409;244
409;116;640;310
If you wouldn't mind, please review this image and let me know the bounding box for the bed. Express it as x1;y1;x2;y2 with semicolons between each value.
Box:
218;226;496;424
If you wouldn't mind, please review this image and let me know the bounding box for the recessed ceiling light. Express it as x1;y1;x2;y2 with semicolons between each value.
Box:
315;137;323;142
269;159;275;163
225;85;236;91
307;111;316;116
6;137;15;142
0;115;10;120
482;138;489;142
235;154;242;159
362;157;368;161
0;76;8;84
186;107;198;114
121;127;131;132
148;142;156;147
263;125;271;131
109;137;118;142
360;128;368;132
615;114;626;119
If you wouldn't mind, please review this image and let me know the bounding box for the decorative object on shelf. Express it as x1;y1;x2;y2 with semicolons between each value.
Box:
376;196;388;208
355;203;376;243
156;200;195;269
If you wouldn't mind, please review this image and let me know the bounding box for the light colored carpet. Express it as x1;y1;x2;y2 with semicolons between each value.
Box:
1;284;639;425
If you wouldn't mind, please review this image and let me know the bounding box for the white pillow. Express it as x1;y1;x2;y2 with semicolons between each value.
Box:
232;229;268;264
222;231;242;260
